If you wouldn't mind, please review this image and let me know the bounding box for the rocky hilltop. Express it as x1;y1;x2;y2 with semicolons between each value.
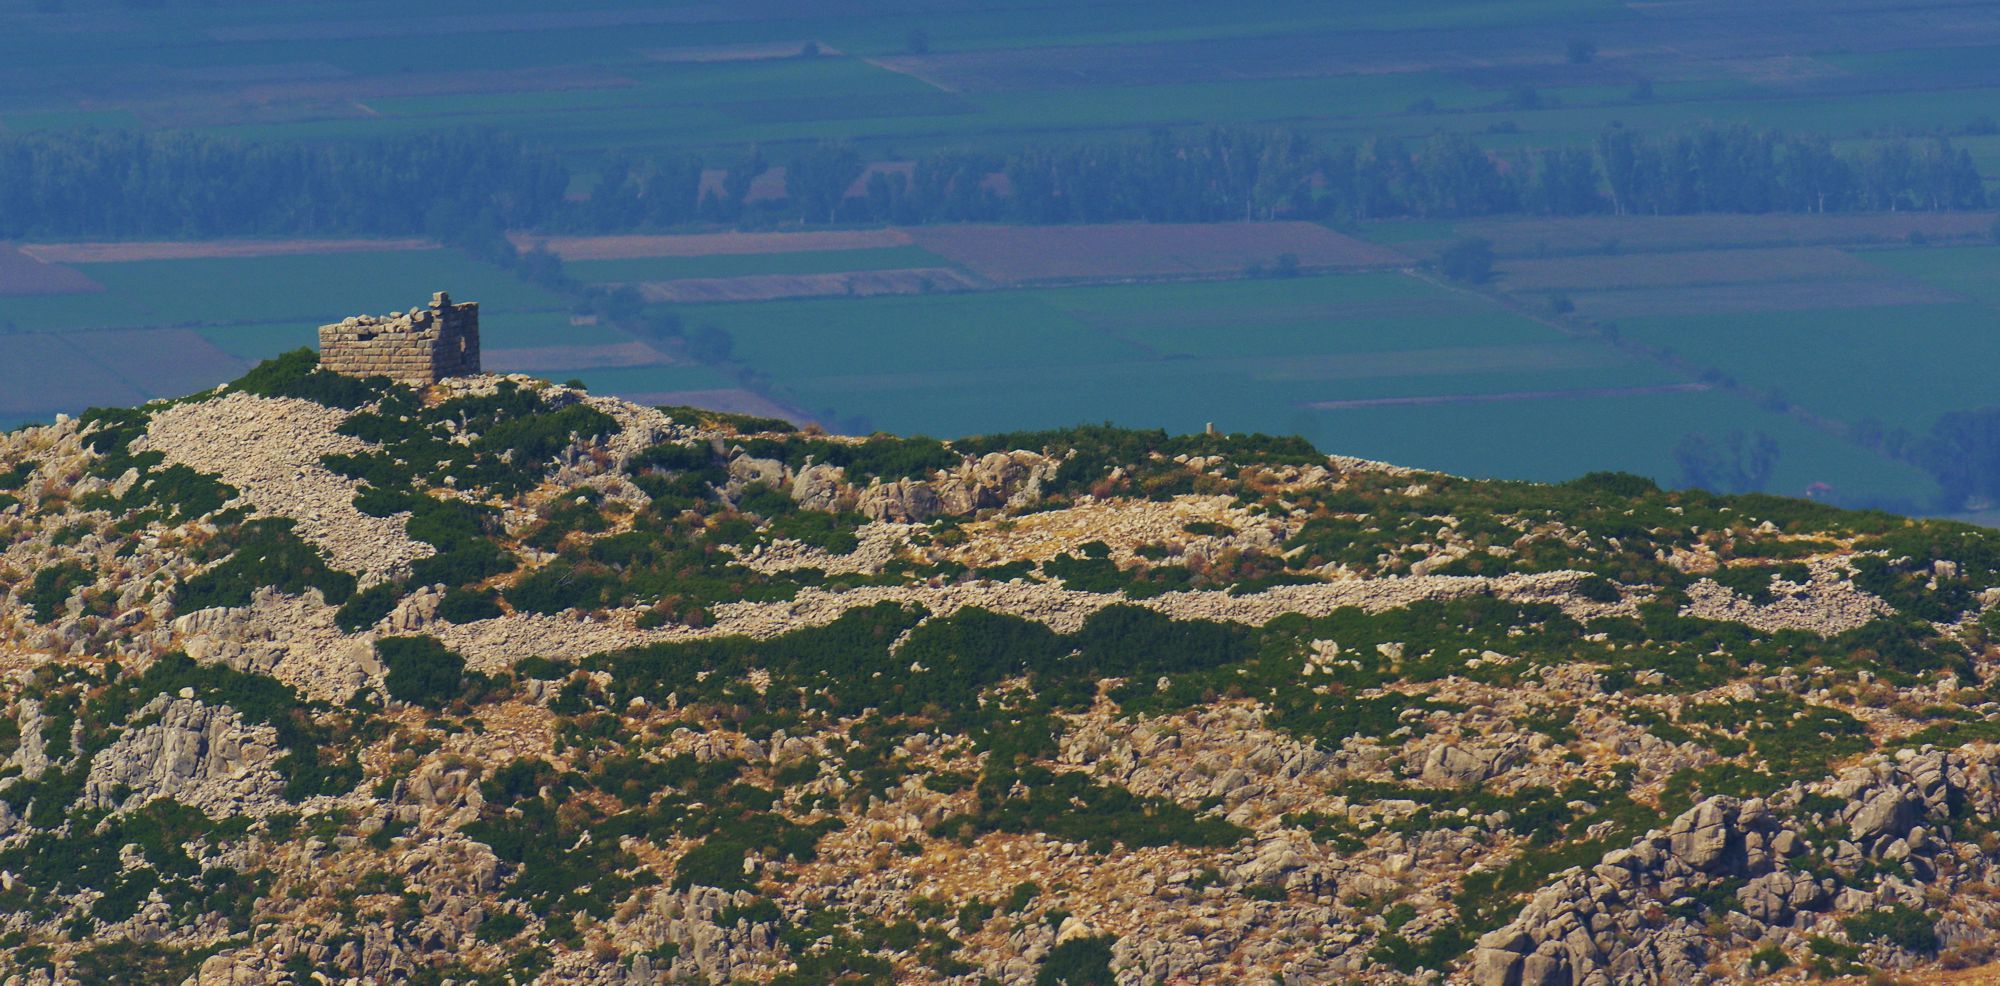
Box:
3;350;2000;985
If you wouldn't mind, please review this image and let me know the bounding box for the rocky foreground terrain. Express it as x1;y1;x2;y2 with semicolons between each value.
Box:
4;350;2000;985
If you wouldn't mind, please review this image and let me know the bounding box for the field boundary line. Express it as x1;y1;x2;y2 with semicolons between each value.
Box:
1305;382;1711;410
20;238;437;264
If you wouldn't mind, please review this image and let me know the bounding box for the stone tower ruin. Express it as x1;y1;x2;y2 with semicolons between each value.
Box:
317;291;480;386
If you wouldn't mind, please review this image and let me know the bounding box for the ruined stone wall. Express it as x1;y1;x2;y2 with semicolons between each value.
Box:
317;291;480;386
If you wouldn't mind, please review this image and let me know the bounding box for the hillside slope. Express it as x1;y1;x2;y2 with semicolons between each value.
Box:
3;352;2000;985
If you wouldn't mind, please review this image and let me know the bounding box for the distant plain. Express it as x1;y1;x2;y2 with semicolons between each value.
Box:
5;0;2000;514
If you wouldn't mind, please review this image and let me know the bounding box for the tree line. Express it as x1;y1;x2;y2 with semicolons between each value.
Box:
0;124;1986;239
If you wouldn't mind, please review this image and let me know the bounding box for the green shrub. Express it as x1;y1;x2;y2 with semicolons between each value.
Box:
119;463;235;523
437;587;503;623
512;656;572;681
1573;575;1621;602
231;348;389;410
506;563;615;615
353;485;417;517
478;910;527;942
405;496;514;589
939;764;1245;852
334;582;400;631
1562;471;1659;498
1749;944;1789;973
674;839;755;891
1707;563;1810;604
68;940;218;986
22;561;92;622
1073;605;1254;677
0;460;33;490
1842;905;1939;954
766;509;866;554
377;636;467;709
176;519;356;611
656;405;793;435
737;435;958;482
1036;935;1116;986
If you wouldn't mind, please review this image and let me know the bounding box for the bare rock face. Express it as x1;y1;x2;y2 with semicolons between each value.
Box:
83;697;285;818
933;450;1057;513
858;478;943;523
1472;748;1995;986
1420;743;1523;788
8;699;52;781
173;587;381;702
386;584;445;633
790;463;849;512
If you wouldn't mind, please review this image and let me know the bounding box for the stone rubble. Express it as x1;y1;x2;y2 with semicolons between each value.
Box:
1681;555;1892;636
143;392;431;582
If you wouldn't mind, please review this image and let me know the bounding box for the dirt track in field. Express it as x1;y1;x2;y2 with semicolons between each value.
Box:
512;229;912;260
907;222;1409;283
20;238;436;263
635;267;981;303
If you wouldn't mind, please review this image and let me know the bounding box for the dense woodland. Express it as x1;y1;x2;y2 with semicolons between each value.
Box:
0;124;1986;239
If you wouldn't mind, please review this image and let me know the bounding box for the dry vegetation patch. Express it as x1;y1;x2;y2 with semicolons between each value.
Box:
635;267;982;303
909;221;1408;283
21;237;436;263
0;246;103;294
512;229;913;260
1497;246;1884;292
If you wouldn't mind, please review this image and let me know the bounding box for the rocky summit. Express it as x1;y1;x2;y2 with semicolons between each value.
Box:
4;349;2000;986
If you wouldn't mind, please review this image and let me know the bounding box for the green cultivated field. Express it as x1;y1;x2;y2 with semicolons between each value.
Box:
1613;304;2000;433
8;0;2000;163
563;246;951;283
6;0;2000;511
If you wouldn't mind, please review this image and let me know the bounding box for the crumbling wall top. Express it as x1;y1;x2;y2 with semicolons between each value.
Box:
318;291;480;386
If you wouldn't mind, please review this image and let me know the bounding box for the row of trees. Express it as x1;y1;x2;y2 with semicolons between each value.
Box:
0;124;1986;239
0;129;568;239
658;127;1988;227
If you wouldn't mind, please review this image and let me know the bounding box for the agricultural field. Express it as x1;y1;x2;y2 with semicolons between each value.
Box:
6;0;2000;515
8;0;2000;168
905;222;1404;283
1334;210;2000;513
654;269;1939;506
5;214;1988;513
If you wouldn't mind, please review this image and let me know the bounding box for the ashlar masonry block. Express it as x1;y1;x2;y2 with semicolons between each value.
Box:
317;291;480;387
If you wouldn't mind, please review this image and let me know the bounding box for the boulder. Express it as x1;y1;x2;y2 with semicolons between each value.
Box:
1420;743;1519;787
1473;947;1525;986
1849;789;1919;844
789;463;847;511
858;478;942;523
1666;797;1739;873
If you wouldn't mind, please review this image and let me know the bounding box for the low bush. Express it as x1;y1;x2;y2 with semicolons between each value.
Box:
22;561;92;622
176;519;356;611
334;582;399;631
437;587;503;623
377;636;467;709
1843;905;1939;954
1036;935;1116;986
231;348;389;410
